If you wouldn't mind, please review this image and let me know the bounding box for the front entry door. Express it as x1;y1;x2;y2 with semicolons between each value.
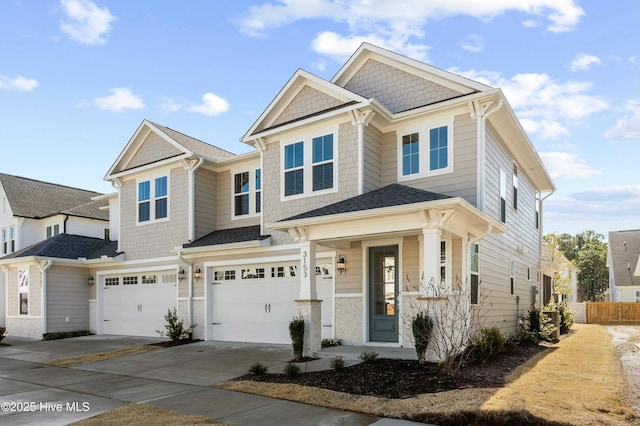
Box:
369;245;399;342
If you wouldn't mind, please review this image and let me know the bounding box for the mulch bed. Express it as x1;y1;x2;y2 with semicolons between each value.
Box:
236;343;547;399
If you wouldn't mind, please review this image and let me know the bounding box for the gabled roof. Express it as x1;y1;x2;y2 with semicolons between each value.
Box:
608;229;640;287
183;225;270;248
241;69;370;143
280;184;452;222
0;173;107;220
0;233;119;261
105;119;237;179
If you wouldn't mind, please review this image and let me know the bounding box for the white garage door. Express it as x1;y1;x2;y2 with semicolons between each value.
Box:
102;272;176;337
209;261;333;344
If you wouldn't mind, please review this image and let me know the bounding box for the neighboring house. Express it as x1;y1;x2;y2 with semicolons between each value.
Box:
607;229;640;302
0;173;109;335
0;44;554;358
541;244;580;304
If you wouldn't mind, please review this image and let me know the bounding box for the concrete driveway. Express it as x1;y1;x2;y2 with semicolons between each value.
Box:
0;335;423;425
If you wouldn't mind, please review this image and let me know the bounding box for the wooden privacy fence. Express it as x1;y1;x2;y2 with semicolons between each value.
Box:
587;302;640;325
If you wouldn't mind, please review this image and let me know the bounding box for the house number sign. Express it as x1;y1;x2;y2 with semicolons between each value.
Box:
302;250;308;278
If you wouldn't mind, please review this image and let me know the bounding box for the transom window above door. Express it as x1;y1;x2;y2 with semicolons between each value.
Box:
398;121;453;180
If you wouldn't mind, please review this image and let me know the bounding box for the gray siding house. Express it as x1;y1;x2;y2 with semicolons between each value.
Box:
0;44;554;357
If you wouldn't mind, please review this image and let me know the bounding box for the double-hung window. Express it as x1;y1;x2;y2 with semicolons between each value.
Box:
470;243;479;305
232;168;261;217
138;176;168;223
1;228;6;254
284;142;304;196
312;134;333;191
499;169;507;223
399;122;452;180
283;131;336;198
9;226;15;252
512;163;519;210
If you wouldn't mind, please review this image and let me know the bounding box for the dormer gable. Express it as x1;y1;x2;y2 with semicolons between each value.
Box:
241;69;369;144
105;119;236;180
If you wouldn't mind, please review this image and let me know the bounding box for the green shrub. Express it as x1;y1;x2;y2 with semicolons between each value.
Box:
527;308;556;342
321;338;342;348
0;326;6;344
289;316;305;361
558;301;575;334
156;308;195;342
330;356;345;370
359;350;379;363
283;362;301;378
42;330;90;341
249;362;268;375
412;310;433;363
467;327;506;364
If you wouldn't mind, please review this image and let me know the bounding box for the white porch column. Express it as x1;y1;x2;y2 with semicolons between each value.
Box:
296;240;321;357
422;227;441;296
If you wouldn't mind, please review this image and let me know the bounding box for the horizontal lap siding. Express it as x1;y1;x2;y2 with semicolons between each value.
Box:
194;168;217;240
478;124;542;336
216;171;259;230
46;266;89;333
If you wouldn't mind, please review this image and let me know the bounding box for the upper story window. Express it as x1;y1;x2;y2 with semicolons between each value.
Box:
512;163;519;210
9;226;15;252
398;122;452;180
2;228;6;254
499;169;507;223
470;243;479;305
282;130;337;199
46;224;60;239
233;168;261;218
138;176;168;224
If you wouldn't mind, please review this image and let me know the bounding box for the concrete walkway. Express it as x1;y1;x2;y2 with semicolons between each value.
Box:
0;336;427;425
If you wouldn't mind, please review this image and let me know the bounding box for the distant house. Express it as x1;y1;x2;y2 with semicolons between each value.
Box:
607;230;640;302
541;244;580;304
0;44;555;356
0;173;109;336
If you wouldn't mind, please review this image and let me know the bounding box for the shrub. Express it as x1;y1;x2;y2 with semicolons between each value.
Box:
321;338;342;348
558;301;575;334
283;362;301;378
0;326;6;344
359;350;379;363
156;308;195;342
42;330;90;341
467;327;506;364
412;310;433;363
330;356;345;370
249;362;268;375
289;316;305;361
527;308;556;342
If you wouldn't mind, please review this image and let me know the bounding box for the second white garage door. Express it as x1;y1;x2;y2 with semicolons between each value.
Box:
209;261;333;344
102;272;177;337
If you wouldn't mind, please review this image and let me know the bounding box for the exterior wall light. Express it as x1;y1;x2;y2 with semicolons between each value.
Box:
193;266;203;282
178;267;186;282
337;255;346;274
88;274;95;286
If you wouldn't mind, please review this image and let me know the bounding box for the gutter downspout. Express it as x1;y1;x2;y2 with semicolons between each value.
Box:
40;260;53;335
110;178;123;254
1;265;8;327
63;214;69;234
183;157;204;242
474;99;504;211
177;252;194;335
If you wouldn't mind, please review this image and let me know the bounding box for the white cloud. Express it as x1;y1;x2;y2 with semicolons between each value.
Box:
570;53;601;72
451;68;609;139
0;74;38;91
459;34;484;53
237;1;584;60
538;152;602;179
604;99;640;141
185;93;230;117
93;88;144;111
59;0;116;45
545;185;640;220
160;97;184;113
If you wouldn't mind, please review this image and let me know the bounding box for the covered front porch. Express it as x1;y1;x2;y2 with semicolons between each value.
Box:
268;184;505;358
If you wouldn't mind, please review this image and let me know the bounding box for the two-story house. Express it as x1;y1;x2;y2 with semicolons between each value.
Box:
607;229;640;302
0;173;109;335
1;44;554;358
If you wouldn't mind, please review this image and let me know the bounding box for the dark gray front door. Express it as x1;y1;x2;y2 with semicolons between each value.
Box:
369;245;399;342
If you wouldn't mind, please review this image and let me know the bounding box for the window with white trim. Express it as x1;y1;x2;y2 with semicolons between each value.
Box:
510;260;515;295
535;194;540;229
398;122;452;180
282;131;336;198
512;163;519;210
138;176;168;223
471;243;479;305
499;169;507;223
2;228;6;254
232;168;261;217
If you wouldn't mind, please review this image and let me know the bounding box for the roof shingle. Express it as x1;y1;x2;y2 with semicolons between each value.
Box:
1;233;119;261
608;229;640;287
184;225;269;248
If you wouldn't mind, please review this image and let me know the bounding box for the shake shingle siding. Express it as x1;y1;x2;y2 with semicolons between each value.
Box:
126;132;183;170
194;168;217;240
273;85;347;127
363;124;382;192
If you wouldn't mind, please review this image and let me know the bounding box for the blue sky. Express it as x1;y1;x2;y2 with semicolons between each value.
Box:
1;0;638;239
